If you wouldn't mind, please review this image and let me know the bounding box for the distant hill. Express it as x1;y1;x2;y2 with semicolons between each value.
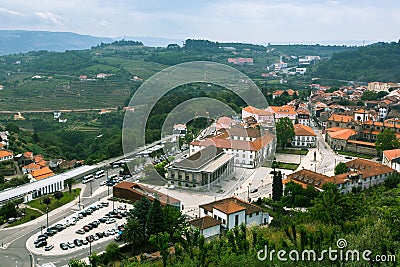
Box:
0;30;113;55
310;42;400;82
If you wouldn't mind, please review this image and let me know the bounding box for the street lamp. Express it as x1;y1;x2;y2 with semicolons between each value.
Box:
46;206;50;228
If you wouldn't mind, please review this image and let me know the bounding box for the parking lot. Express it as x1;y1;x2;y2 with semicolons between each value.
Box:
27;199;133;255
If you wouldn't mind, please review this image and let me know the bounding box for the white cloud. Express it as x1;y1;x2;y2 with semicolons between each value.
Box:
0;7;23;16
35;11;63;25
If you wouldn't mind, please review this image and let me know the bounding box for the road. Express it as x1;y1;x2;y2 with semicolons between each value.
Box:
310;123;338;174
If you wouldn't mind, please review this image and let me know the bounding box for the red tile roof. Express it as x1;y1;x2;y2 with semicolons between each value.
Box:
327;129;357;140
383;149;400;161
190;215;221;230
200;197;263;215
294;124;316;136
242;106;271;116
0;150;13;158
30;166;54;180
328;114;354;123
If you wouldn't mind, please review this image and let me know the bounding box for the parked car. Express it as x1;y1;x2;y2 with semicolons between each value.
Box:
67;241;75;248
60;243;68;250
81;239;88;245
35;240;47;248
114;235;122;241
106;218;116;224
76;229;85;235
99;217;107;223
44;244;54;251
74;239;82;247
38;234;48;240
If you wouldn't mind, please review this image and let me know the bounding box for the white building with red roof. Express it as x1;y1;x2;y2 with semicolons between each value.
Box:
190;127;275;169
241;106;273;124
382;149;400;172
292;124;317;148
199;197;269;230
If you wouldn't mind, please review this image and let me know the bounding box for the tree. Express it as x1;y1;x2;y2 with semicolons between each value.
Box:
272;171;283;201
383;172;400;189
43;196;51;206
276;117;295;149
149;232;170;267
0;174;4;184
147;199;164;236
65;178;74;194
54;191;63;202
123;218;144;253
375;128;400;156
89;252;100;267
104;242;121;264
0;201;17;219
334;162;350;175
129;196;151;236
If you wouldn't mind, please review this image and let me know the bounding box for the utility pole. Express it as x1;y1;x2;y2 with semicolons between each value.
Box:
46;207;49;228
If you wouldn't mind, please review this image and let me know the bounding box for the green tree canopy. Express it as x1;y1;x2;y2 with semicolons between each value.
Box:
375;128;400;156
276;117;295;149
334;162;350;175
272;170;283;201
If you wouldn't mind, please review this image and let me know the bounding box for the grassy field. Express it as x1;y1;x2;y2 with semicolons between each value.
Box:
267;161;299;170
335;150;374;159
276;148;309;155
28;188;81;213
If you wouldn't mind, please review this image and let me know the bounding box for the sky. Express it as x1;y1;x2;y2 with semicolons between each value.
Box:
0;0;399;45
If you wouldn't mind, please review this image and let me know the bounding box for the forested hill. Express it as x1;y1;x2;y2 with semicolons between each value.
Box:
310;41;400;82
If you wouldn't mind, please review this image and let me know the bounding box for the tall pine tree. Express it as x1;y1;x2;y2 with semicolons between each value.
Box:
272;170;283;201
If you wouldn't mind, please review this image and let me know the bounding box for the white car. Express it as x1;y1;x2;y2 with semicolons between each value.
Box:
106;218;116;224
100;181;107;186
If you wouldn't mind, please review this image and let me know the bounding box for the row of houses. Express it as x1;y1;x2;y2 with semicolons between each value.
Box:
285;158;397;193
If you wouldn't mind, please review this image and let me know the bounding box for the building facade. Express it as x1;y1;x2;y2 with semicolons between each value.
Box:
167;146;234;188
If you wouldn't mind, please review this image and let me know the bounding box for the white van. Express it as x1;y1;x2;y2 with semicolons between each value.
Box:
95;170;105;179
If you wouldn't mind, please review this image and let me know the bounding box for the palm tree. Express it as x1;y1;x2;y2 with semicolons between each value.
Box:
65;178;74;194
123;218;144;254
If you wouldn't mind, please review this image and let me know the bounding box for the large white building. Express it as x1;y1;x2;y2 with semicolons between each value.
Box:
267;105;297;124
199;197;269;231
190;127;275;169
292;124;317;148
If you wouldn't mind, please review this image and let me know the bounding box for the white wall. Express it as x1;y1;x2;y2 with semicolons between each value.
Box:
227;210;246;229
202;225;221;238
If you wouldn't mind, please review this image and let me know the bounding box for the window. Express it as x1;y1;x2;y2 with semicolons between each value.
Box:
222;219;226;224
249;213;252;218
256;212;259;215
204;210;208;215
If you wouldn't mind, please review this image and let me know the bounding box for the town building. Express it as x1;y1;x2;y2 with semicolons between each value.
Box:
286;158;397;193
173;124;187;136
189;216;222;238
28;166;55;181
267;105;297;124
241;106;273;124
190;127;275;169
292;124;317;148
0;150;13;162
199;197;269;230
167;146;234;188
113;181;181;210
382;149;400;172
296;109;311;126
367;82;400;93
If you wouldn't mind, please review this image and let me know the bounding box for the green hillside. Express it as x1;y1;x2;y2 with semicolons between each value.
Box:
310;42;400;82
